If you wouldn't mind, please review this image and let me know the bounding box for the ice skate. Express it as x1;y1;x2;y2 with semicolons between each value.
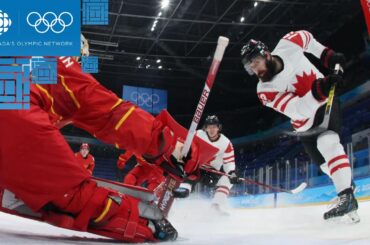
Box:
324;189;360;223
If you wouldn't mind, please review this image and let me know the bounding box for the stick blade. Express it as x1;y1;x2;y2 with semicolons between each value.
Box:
290;182;307;194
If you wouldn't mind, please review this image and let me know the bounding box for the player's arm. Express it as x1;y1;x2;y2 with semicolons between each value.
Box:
222;142;239;184
59;58;217;180
222;142;235;174
117;151;134;169
222;142;241;184
282;30;346;70
87;156;95;175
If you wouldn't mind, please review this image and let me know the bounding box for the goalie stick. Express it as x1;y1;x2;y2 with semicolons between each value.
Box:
157;36;230;217
0;178;163;222
285;64;343;137
200;165;307;194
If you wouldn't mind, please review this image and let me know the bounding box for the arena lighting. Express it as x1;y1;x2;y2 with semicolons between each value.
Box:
158;65;163;69
161;0;170;9
240;16;245;22
151;18;159;31
89;40;119;47
156;59;161;63
136;56;141;60
254;2;258;7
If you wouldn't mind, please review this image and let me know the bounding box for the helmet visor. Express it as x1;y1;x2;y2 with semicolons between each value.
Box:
242;55;266;76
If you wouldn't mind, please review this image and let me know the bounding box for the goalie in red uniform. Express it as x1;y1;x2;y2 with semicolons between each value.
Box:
0;35;216;242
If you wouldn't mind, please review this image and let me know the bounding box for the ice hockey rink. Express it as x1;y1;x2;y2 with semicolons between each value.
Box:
1;197;370;245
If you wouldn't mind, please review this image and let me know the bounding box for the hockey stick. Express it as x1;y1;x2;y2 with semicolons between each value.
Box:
285;64;343;137
181;36;230;156
200;165;307;194
157;36;230;217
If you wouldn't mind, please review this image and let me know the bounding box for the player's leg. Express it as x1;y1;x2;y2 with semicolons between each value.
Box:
315;99;358;220
317;98;352;194
301;135;326;165
0;107;176;242
0;107;88;211
317;130;358;220
211;175;232;215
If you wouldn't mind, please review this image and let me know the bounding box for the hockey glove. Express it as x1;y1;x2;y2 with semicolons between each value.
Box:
312;74;344;101
321;48;346;70
228;171;242;184
146;110;218;181
199;168;220;188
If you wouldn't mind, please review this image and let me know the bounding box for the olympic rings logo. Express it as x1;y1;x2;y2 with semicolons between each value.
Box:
26;12;73;34
130;92;160;107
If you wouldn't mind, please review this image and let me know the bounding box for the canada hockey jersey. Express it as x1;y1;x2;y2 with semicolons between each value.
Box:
257;30;328;132
196;130;235;174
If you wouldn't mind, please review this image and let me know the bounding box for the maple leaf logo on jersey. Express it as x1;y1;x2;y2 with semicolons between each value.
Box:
293;70;317;97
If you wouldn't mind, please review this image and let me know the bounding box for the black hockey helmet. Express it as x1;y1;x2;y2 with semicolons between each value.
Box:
203;115;222;131
241;39;269;75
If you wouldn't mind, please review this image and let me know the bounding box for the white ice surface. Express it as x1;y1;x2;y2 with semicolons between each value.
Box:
1;197;370;244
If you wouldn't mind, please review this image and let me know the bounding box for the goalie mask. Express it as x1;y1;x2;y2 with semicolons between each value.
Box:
73;34;90;62
81;34;90;57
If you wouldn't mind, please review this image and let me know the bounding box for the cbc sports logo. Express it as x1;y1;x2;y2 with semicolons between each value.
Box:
27;12;73;34
131;92;160;107
0;10;12;35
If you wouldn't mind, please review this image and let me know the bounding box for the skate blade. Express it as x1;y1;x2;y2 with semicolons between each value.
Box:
347;210;360;224
326;210;360;224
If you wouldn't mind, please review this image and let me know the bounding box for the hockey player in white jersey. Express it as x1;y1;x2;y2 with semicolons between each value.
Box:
195;115;240;214
196;115;239;213
240;30;359;221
